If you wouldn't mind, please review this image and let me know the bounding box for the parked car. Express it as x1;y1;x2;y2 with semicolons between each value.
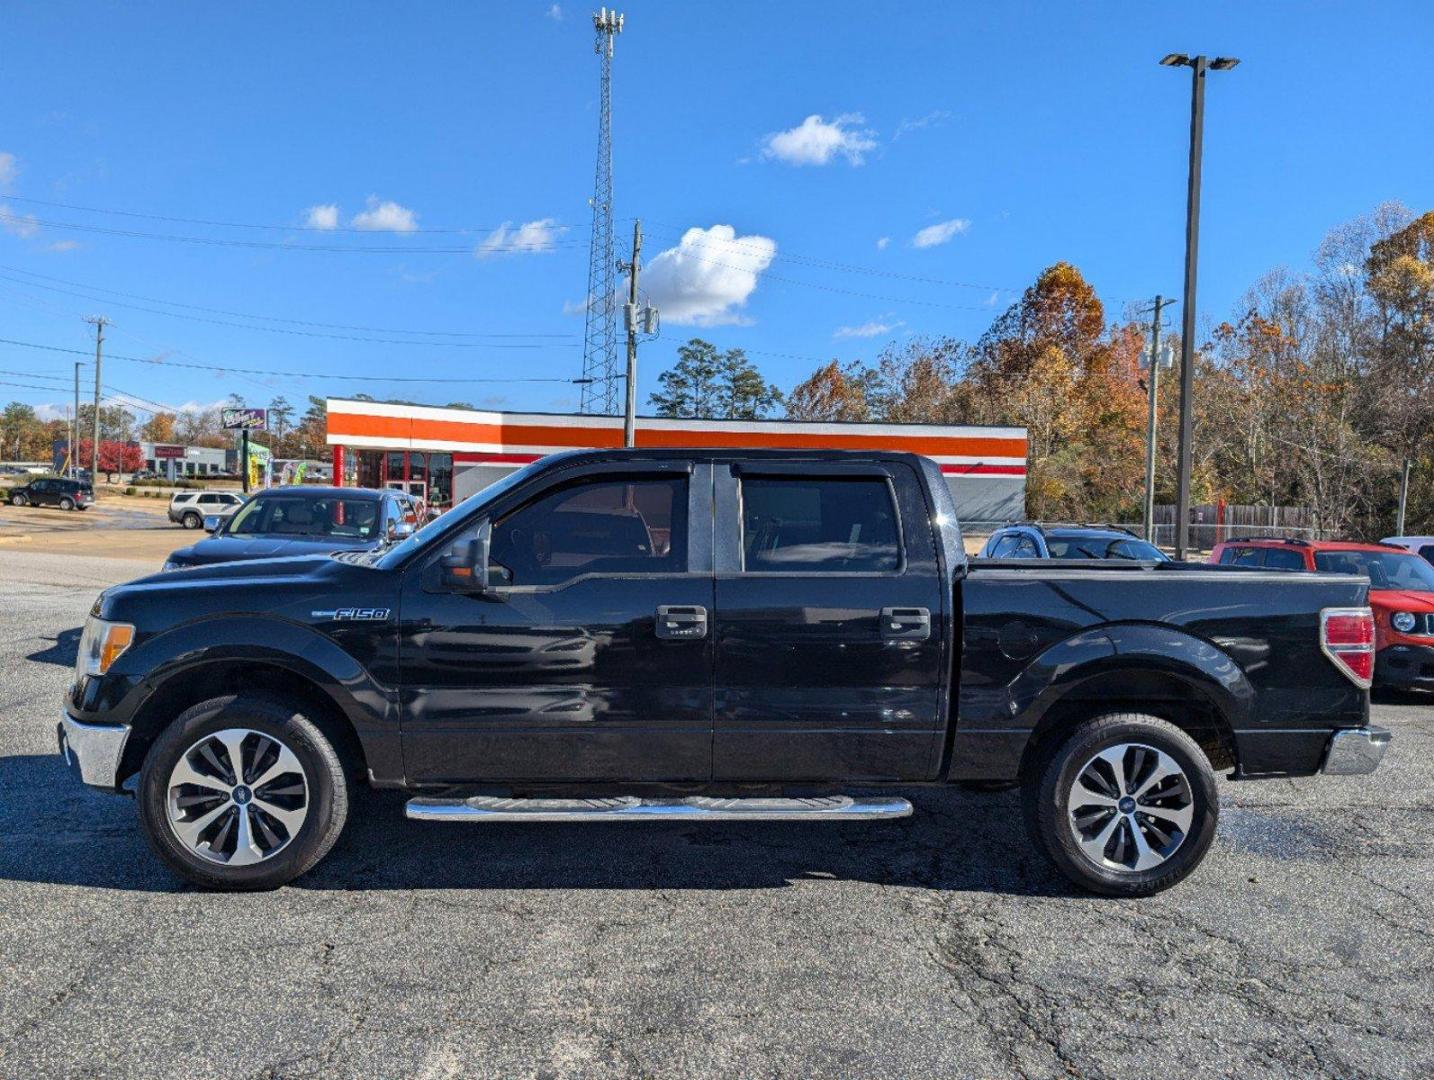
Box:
978;522;1170;561
162;486;415;570
60;449;1385;895
1381;536;1434;566
7;476;93;511
1210;537;1434;691
168;490;245;530
131;469;162;482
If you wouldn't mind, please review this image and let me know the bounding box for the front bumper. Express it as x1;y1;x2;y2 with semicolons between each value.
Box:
57;710;130;790
1375;643;1434;690
1321;726;1392;776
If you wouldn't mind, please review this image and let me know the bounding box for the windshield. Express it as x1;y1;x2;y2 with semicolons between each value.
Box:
1046;535;1170;561
373;459;550;568
225;493;382;540
1314;549;1434;592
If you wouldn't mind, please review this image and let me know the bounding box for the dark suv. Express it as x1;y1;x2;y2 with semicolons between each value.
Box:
7;476;93;511
978;523;1169;561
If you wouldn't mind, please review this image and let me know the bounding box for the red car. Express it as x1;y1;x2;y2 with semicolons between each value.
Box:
1210;537;1434;691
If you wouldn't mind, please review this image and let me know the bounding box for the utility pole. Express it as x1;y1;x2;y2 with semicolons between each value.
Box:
1160;52;1239;559
72;361;81;478
85;317;106;493
1397;457;1412;536
621;220;642;447
1142;295;1172;544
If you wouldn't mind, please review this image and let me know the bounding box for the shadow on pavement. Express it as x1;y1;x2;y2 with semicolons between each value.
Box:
0;752;1075;898
26;627;82;668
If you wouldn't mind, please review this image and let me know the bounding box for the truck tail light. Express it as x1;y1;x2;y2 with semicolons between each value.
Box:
1321;607;1375;688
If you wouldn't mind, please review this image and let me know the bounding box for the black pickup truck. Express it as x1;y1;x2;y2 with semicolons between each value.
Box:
59;449;1389;895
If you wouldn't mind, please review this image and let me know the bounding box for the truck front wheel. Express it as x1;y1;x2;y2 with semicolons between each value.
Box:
137;694;350;891
1024;713;1218;897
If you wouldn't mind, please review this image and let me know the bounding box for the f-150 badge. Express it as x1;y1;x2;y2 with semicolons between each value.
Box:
312;608;391;621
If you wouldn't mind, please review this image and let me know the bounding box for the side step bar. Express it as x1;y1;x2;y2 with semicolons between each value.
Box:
405;793;913;823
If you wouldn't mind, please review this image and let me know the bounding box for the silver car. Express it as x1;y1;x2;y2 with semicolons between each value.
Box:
168;490;245;529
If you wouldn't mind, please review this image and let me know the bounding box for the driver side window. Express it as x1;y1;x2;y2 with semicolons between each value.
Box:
489;476;688;587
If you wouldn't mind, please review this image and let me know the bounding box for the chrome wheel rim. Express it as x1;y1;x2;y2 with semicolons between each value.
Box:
166;728;309;866
1067;742;1194;873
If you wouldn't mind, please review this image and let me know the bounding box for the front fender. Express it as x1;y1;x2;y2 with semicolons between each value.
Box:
80;614;402;785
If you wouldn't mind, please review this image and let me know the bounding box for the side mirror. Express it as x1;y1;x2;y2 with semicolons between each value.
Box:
203;515;222;533
440;519;491;591
388;518;415;540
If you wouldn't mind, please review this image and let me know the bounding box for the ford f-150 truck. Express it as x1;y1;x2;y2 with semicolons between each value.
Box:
58;449;1390;895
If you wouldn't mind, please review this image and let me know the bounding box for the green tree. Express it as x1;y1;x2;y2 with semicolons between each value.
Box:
650;339;781;419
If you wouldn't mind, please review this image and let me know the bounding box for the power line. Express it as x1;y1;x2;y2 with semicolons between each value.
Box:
0;336;590;385
0;269;578;349
0;193;583;236
641;219;1021;295
0;264;578;340
0;211;587;255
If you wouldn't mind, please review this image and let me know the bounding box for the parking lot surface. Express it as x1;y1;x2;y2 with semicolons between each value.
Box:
0;550;1431;1079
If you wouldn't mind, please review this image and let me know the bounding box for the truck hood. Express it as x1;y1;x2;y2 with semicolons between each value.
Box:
98;553;390;628
167;534;379;567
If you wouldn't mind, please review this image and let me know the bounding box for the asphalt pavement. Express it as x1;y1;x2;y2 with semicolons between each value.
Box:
0;550;1431;1079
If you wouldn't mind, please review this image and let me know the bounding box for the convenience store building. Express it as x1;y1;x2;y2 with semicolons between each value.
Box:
325;397;1027;525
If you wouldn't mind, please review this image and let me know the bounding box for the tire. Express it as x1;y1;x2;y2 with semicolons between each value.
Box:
1023;712;1218;897
137;694;350;891
181;511;201;529
10;493;26;506
59;496;75;511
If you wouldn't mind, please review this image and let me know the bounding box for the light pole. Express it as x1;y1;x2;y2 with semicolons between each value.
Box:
1160;52;1239;559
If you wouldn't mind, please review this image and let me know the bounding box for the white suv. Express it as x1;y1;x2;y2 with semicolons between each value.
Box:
168;490;245;529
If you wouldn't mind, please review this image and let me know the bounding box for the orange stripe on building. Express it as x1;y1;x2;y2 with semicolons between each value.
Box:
327;411;1028;459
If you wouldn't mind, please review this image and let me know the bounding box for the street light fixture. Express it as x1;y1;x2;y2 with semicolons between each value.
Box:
1160;51;1240;560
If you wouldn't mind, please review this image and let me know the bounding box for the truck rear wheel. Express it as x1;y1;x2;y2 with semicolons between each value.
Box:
137;694;350;891
1023;713;1218;896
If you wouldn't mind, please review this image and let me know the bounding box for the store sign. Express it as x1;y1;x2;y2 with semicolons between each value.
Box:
222;408;268;431
153;444;185;459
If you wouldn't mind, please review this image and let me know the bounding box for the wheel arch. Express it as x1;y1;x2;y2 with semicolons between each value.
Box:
1015;623;1252;778
118;660;369;787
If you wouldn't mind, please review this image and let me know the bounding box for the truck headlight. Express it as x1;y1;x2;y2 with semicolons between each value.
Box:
1391;611;1418;634
76;617;136;678
161;558;180;572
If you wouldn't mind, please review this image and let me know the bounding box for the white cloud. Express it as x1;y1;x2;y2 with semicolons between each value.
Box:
305;203;340;229
911;217;970;249
0;202;40;239
0;152;16;188
760;113;878;167
476;217;566;257
46;239;81;253
893;110;952;141
546;3;563;19
875;236;890;250
350;197;418;232
643;224;777;326
834;317;903;340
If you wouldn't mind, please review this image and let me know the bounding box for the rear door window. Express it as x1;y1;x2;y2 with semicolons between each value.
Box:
1260;547;1307;571
740;477;900;573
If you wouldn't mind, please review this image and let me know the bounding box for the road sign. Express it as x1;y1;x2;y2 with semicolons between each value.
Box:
222;407;268;431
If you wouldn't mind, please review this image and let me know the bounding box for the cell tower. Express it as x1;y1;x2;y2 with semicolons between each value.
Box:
580;7;624;414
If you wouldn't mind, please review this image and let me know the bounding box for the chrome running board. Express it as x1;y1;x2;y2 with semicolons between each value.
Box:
404;793;913;822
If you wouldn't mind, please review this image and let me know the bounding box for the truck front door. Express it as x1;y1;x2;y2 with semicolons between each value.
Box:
397;463;715;783
711;461;947;782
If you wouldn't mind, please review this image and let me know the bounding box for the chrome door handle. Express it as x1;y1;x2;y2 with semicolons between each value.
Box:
655;604;708;640
881;606;931;641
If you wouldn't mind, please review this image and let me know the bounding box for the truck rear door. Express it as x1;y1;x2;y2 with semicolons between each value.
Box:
711;460;947;782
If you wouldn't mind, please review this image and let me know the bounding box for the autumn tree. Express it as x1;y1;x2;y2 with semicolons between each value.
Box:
785;360;875;421
141;412;178;444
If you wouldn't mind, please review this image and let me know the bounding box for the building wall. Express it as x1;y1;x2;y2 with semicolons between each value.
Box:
327;398;1027;526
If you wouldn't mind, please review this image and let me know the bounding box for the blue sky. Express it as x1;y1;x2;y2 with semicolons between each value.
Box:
0;1;1430;423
